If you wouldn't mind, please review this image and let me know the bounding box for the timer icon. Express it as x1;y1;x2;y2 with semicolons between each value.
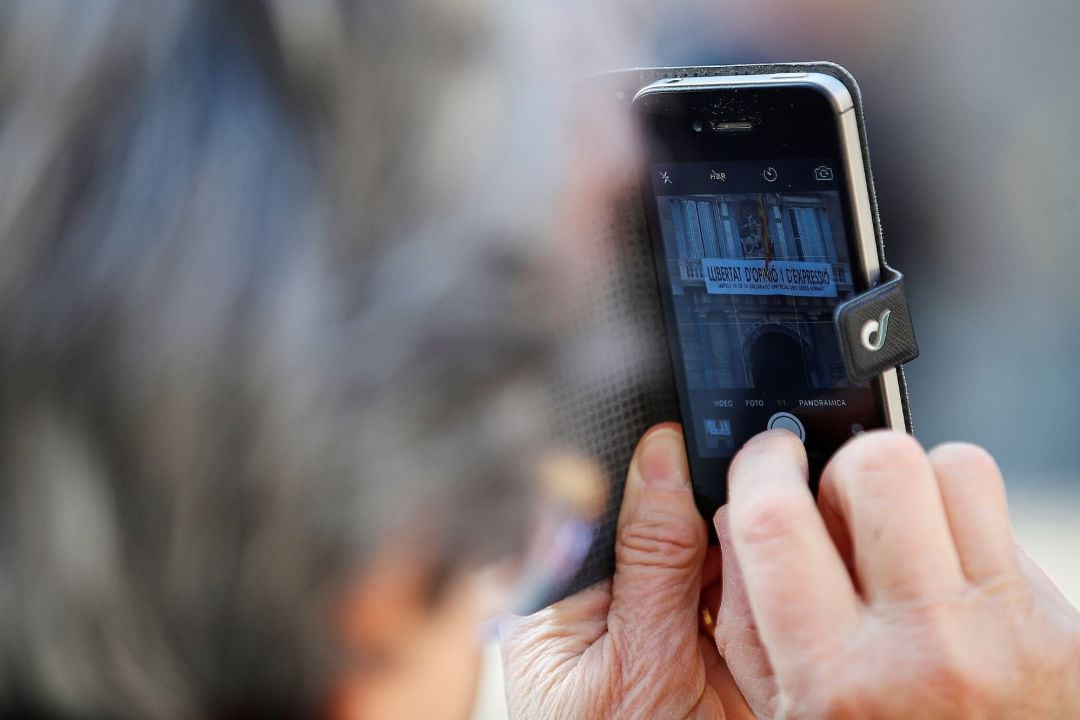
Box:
763;166;778;182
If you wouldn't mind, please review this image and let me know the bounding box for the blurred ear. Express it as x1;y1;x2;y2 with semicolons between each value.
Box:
331;545;489;720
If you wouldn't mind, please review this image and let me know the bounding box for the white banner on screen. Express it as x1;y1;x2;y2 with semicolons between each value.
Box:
702;259;837;298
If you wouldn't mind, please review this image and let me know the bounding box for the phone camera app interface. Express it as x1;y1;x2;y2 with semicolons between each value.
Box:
651;160;880;472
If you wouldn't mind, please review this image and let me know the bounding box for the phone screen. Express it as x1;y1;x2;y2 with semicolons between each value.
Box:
637;84;886;512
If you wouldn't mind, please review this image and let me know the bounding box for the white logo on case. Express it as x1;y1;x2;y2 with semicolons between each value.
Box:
860;309;892;352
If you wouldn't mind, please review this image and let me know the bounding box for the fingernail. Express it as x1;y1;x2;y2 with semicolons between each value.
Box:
637;429;689;489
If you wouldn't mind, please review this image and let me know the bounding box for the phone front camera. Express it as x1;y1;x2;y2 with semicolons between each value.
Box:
692;120;704;133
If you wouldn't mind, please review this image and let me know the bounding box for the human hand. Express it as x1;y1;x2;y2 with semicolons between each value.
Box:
708;429;1080;719
502;424;753;719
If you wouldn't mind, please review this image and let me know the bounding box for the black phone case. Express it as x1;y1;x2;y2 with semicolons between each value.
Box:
532;62;916;612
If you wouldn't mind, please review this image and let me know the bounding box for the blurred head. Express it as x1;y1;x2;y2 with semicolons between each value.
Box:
0;1;636;717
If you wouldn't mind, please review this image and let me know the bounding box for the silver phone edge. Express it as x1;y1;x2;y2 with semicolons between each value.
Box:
635;73;908;432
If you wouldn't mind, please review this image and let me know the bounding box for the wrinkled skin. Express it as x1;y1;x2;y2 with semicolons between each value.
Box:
503;425;753;720
504;428;1080;719
711;430;1080;719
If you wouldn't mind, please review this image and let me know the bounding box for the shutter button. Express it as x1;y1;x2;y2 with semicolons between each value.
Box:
767;412;806;442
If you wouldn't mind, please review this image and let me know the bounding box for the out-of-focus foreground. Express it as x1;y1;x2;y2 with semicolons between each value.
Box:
1;1;1075;717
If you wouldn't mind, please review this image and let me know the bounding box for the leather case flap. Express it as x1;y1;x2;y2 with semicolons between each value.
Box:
834;268;919;383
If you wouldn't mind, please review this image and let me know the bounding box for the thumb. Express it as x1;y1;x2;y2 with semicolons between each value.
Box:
608;424;706;667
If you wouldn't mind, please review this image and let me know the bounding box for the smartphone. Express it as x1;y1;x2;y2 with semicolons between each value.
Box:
634;72;906;519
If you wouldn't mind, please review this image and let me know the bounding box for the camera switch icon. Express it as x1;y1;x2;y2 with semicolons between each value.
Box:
814;165;835;181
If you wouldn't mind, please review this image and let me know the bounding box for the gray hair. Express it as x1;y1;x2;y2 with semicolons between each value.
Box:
0;1;638;716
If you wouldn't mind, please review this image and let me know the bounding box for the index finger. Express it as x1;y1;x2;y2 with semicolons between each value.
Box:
725;430;861;678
